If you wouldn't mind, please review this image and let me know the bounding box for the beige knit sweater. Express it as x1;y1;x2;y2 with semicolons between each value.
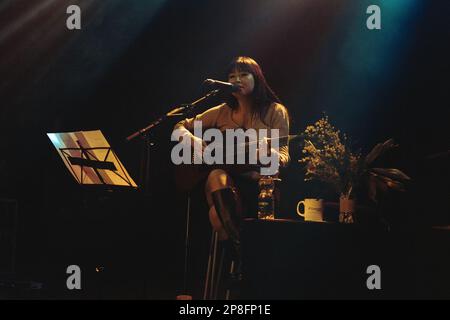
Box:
174;102;290;169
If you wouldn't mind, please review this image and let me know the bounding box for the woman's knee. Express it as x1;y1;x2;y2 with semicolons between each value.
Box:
205;169;233;193
204;169;234;207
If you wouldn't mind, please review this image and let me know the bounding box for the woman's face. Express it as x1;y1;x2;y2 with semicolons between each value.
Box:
228;69;255;97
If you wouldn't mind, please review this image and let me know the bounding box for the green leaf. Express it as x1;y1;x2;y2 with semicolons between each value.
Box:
376;174;405;191
365;143;383;165
371;168;412;182
368;175;378;203
365;138;397;165
370;172;389;192
373;177;389;193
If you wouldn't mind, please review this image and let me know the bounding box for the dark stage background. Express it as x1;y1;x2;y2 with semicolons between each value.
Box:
0;0;449;299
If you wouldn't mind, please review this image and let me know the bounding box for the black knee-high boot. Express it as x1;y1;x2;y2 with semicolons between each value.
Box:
211;187;243;282
211;187;240;245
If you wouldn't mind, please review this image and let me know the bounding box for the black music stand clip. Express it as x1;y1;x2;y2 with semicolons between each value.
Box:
47;130;137;189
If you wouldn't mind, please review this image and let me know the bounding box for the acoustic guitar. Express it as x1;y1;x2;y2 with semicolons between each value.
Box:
173;135;299;192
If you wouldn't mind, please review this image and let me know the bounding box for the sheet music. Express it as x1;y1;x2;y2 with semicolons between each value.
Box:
47;130;137;187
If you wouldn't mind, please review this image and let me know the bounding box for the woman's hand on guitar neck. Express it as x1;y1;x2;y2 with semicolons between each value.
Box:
256;136;275;158
256;136;282;167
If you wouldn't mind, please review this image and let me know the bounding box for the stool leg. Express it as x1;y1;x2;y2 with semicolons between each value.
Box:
203;230;218;300
225;260;235;300
214;246;226;300
210;231;219;299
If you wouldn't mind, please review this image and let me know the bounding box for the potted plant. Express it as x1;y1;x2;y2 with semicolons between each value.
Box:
299;116;411;223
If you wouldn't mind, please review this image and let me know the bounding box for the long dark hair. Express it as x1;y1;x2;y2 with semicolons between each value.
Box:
224;56;281;122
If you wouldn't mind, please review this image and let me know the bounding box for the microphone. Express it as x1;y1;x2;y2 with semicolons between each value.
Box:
203;79;240;92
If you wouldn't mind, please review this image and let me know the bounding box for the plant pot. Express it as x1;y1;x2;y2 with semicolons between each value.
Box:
339;195;355;223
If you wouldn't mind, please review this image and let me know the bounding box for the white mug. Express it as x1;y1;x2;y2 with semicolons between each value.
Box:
296;198;324;222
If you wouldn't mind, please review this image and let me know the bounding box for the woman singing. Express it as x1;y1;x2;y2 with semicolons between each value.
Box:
174;56;290;266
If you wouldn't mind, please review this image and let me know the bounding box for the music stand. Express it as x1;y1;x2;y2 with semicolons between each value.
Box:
47;130;137;297
47;130;137;188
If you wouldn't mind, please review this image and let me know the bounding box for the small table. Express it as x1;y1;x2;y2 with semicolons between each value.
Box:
240;218;450;299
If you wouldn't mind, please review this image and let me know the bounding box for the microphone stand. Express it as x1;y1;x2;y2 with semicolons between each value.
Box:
126;89;220;141
125;88;222;299
126;88;221;192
